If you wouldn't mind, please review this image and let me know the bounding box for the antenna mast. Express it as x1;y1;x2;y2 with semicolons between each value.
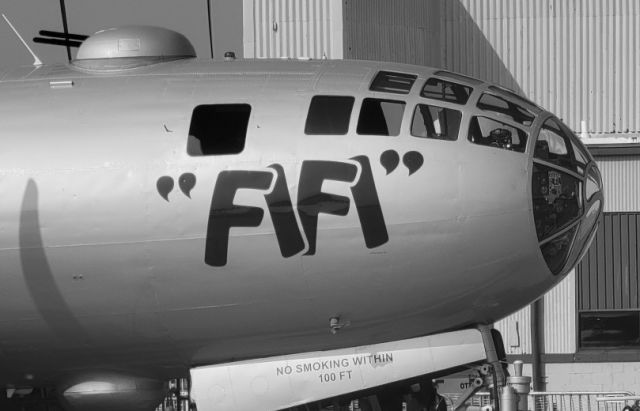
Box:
2;14;43;66
206;0;214;58
59;0;72;62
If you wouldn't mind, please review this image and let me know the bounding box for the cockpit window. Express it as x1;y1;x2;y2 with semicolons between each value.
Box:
369;71;417;94
411;104;461;141
421;78;472;105
304;96;354;135
433;70;483;86
535;119;582;173
477;93;535;126
187;104;251;156
532;163;583;240
357;98;406;136
488;85;541;111
468;116;528;152
571;139;590;166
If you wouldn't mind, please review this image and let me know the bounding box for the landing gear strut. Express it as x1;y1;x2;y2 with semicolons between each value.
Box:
453;326;509;411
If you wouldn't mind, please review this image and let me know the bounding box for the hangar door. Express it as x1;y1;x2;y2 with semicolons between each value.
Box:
242;0;343;59
576;213;640;349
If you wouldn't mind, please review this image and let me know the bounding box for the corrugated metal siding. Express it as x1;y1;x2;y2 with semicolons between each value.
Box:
544;271;577;353
342;0;441;66
243;0;343;59
342;0;639;135
495;272;577;355
577;213;640;311
440;0;640;136
596;156;640;212
495;305;531;355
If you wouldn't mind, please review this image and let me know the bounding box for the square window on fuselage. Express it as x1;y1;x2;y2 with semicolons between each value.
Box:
357;98;406;136
187;104;251;156
411;104;461;141
304;96;355;135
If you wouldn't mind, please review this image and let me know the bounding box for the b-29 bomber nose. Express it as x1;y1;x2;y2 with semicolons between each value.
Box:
531;117;603;276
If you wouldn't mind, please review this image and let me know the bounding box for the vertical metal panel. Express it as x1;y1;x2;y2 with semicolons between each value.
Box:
440;0;640;136
604;214;614;309
495;305;531;355
596;215;606;308
596;156;640;212
621;214;630;309
342;0;441;66
632;218;639;308
544;271;576;354
577;213;640;311
244;0;342;59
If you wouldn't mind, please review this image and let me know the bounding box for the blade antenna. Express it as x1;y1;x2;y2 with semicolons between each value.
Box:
206;0;214;58
2;14;43;66
59;0;72;62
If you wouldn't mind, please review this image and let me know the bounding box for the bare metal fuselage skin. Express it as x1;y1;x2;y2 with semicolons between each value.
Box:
0;59;596;385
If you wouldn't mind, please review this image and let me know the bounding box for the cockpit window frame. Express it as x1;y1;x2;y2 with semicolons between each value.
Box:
487;85;542;113
433;70;484;86
410;103;462;141
467;115;529;153
476;92;536;127
421;77;473;105
533;117;586;176
369;71;418;95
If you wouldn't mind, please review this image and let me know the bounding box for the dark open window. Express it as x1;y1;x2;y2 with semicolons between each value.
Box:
357;98;405;136
576;213;640;350
369;71;417;94
421;78;472;105
579;311;640;349
304;96;354;135
188;104;251;156
468;116;528;152
411;104;461;141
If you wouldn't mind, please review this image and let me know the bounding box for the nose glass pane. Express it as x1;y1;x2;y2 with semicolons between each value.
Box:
540;226;578;275
586;175;600;202
586;166;603;202
534;118;584;174
532;164;583;241
577;200;601;244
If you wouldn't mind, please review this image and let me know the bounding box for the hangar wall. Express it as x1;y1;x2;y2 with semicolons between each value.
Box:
339;1;640;378
598;156;640;211
441;0;640;137
342;0;442;67
242;0;343;59
343;0;640;137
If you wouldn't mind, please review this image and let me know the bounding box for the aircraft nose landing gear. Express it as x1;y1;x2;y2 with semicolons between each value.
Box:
451;326;509;411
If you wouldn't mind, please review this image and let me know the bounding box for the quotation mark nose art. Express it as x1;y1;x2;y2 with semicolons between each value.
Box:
154;151;424;266
380;150;424;175
156;173;197;201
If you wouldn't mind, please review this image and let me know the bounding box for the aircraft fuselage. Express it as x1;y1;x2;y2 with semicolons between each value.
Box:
0;58;600;388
